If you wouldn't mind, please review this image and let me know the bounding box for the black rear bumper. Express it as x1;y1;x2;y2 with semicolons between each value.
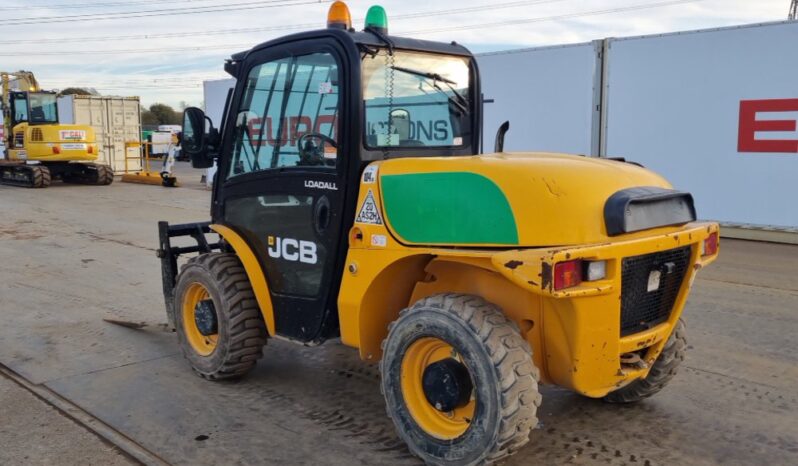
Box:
157;221;224;328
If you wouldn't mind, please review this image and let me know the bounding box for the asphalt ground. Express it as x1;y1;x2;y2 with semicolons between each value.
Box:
0;162;796;465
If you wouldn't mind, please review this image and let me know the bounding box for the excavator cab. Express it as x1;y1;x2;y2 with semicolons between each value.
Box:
9;91;59;127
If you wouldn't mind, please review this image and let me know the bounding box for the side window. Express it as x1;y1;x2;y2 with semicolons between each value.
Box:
13;94;28;123
228;52;340;179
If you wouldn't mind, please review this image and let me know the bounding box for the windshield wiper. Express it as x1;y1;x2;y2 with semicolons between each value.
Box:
390;65;469;115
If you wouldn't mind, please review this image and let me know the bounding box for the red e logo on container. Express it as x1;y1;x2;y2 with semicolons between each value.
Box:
738;98;798;153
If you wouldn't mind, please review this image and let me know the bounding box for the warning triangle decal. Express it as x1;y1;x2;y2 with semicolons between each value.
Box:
355;189;383;225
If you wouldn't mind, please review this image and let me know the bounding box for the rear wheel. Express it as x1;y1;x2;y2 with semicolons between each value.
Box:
174;253;267;380
380;294;541;465
603;319;687;403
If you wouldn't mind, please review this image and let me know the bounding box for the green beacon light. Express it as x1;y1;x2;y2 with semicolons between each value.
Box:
364;5;388;34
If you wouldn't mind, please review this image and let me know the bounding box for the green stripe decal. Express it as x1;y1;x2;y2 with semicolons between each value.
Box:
381;172;518;245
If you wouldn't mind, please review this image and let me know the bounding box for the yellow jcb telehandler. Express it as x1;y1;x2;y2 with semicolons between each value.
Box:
1;71;113;188
157;3;719;464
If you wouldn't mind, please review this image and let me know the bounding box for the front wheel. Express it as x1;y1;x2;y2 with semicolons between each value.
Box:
380;294;541;465
603;319;687;403
173;253;267;380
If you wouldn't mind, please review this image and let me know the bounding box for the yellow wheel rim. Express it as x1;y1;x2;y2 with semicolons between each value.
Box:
401;337;476;440
181;282;218;356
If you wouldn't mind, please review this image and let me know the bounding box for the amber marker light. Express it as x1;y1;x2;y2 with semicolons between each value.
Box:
327;1;352;30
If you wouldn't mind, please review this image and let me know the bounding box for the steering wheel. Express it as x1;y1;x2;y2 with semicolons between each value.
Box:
297;133;337;166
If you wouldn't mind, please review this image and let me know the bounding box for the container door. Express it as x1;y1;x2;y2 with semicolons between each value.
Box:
122;99;142;172
107;99;126;172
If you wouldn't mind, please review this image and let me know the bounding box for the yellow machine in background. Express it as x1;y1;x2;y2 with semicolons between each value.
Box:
0;71;113;188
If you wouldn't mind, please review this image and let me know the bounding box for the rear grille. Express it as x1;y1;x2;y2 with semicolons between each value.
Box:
620;246;691;336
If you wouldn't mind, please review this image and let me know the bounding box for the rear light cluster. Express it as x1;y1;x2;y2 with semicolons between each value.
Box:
554;259;607;291
702;232;719;256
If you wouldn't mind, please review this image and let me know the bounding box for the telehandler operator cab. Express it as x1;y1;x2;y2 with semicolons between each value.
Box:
177;6;480;343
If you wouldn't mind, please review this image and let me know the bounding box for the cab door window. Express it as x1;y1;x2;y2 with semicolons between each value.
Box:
12;93;28;124
228;53;340;178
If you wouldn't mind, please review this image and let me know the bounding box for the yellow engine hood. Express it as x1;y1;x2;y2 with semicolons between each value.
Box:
376;152;677;247
8;122;98;162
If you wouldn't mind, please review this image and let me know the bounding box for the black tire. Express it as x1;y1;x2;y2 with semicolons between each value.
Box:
31;165;51;188
174;253;267;380
380;293;541;466
97;164;114;185
61;164;113;185
603;319;687;403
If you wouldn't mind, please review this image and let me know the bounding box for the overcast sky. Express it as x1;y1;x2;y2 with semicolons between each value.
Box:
0;0;790;108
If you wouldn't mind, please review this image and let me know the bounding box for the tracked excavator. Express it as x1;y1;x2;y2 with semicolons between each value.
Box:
0;71;113;188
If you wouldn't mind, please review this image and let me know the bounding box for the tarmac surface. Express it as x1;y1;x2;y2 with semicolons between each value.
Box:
1;162;797;465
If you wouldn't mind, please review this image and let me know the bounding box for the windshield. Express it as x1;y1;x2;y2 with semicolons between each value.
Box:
362;50;471;148
27;93;58;125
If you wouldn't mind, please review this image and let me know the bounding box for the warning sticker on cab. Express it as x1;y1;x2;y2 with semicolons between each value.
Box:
355;190;383;225
60;130;86;141
362;165;378;184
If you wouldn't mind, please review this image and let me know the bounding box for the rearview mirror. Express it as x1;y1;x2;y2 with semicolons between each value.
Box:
182;107;215;168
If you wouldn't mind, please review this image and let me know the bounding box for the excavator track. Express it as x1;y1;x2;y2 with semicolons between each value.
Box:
0;164;51;188
60;163;114;186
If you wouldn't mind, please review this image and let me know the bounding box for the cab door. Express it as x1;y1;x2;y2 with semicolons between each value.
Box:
217;41;349;343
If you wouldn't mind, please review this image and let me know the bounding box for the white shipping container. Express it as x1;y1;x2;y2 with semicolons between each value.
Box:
203;78;235;127
602;21;798;228
478;42;602;155
203;78;236;187
57;95;142;173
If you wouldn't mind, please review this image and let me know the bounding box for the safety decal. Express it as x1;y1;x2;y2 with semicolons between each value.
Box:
362;165;378;184
370;234;387;247
318;81;333;94
355;189;383;225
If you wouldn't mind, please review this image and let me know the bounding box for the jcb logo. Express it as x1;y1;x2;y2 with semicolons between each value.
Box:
267;236;317;264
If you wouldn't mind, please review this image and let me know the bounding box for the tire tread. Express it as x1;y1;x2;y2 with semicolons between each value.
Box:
381;293;541;465
175;252;267;380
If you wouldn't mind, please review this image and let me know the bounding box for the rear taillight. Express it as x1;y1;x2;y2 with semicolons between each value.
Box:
52;146;60;154
702;232;719;256
554;259;607;290
554;260;583;290
88;145;93;154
